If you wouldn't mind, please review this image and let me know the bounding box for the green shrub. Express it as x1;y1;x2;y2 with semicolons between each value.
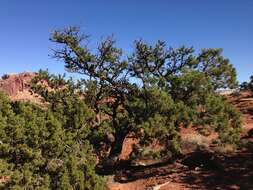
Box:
0;92;105;189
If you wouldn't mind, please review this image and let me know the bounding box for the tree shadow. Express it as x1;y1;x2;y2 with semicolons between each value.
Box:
180;151;253;190
112;150;253;190
114;159;178;182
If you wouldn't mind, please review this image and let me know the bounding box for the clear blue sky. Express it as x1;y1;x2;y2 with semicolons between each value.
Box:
0;0;252;82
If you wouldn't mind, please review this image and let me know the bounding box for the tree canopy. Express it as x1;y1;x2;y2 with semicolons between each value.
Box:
0;26;242;189
49;27;241;163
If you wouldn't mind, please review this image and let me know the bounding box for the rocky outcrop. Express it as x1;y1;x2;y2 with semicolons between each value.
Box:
0;72;37;101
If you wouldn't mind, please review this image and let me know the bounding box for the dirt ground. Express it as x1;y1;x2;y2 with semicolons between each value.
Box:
107;91;253;190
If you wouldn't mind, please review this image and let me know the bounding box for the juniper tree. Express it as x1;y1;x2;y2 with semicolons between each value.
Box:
49;27;241;168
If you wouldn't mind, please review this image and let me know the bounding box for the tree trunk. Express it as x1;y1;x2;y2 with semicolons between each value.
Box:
101;101;130;173
102;130;128;173
108;132;126;159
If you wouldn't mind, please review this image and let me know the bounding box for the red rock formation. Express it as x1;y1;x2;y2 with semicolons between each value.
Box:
0;72;37;100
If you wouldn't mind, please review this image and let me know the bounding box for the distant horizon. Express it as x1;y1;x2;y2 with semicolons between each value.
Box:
0;0;252;82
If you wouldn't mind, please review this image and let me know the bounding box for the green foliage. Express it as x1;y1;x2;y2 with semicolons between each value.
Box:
125;88;182;156
195;48;238;89
196;95;241;144
48;27;241;165
0;91;105;189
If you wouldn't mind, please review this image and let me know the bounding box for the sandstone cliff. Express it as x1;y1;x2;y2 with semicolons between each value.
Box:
0;72;39;102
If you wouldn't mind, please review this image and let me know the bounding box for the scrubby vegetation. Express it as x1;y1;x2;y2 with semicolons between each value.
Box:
0;91;105;189
240;75;253;92
0;26;243;189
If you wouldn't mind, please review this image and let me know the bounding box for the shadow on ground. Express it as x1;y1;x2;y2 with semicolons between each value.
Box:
180;151;253;190
113;150;253;190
